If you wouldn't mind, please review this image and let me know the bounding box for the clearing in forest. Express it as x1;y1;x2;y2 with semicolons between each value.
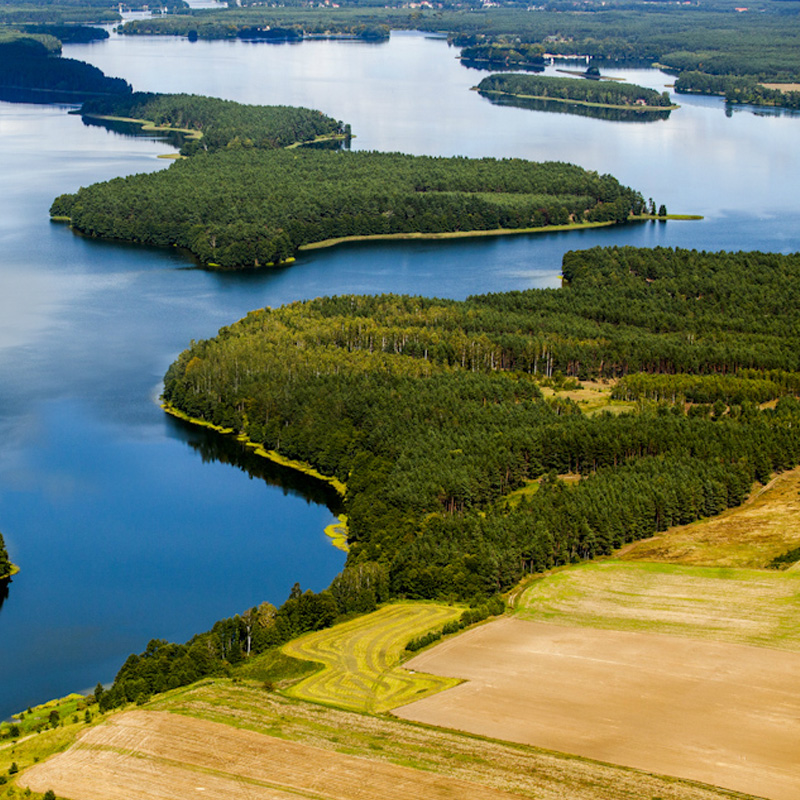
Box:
397;616;800;800
620;465;800;568
281;602;462;712
514;560;800;650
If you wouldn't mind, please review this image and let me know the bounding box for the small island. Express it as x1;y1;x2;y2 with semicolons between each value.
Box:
477;74;678;120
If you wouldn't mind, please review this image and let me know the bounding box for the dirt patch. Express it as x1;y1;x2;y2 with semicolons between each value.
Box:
621;466;800;568
396;617;800;800
21;709;519;800
761;83;800;93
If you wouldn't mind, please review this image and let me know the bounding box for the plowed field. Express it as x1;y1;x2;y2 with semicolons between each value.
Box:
22;709;520;800
396;617;800;800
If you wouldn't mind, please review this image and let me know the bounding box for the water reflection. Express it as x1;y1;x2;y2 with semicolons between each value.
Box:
0;579;9;615
165;414;343;513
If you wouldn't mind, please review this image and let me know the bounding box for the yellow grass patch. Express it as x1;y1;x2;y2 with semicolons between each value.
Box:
282;603;462;712
515;559;800;650
622;466;800;568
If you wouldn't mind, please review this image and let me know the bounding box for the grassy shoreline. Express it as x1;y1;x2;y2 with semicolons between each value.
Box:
299;220;618;251
161;402;346;497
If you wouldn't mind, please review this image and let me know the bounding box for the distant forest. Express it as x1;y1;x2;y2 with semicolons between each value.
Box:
162;247;800;606
51;150;644;269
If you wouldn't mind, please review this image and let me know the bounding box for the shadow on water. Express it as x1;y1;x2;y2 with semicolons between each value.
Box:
164;414;344;515
0;579;9;616
81;114;189;149
479;91;672;123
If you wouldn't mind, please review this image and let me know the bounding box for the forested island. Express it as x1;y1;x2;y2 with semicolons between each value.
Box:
80;93;347;153
477;73;676;119
51;150;644;269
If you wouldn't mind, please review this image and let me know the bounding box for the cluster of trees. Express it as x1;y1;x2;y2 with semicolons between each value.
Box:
460;42;545;71
80;93;344;154
478;73;674;109
0;32;131;101
405;598;505;651
51;149;643;269
675;71;800;111
160;247;800;603
613;371;800;406
0;532;11;580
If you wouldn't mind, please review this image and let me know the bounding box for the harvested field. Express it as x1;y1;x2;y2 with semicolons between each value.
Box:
22;709;520;800
41;682;760;800
621;466;800;568
397;617;800;800
515;560;800;650
282;602;462;712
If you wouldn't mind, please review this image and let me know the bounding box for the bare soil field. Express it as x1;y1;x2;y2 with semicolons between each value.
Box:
761;83;800;92
396;617;800;800
21;709;519;800
621;466;800;568
515;560;800;650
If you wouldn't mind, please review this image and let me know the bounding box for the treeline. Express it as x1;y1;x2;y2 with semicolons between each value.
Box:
161;247;800;602
80;93;345;154
478;73;674;108
0;33;131;100
50;149;643;269
119;11;392;41
675;71;800;111
0;5;120;25
613;371;800;406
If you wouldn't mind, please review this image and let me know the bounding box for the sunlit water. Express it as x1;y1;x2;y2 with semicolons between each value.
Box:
0;30;798;717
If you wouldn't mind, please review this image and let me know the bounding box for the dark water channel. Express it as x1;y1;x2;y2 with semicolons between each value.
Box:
1;30;798;718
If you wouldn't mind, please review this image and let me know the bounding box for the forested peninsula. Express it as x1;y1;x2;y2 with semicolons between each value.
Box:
51;150;644;269
477;74;676;118
163;246;800;605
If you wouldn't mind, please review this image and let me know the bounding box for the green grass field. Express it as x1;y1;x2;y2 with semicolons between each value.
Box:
281;603;463;713
515;560;800;650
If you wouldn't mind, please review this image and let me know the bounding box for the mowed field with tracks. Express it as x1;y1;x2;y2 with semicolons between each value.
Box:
282;603;462;712
396;471;800;800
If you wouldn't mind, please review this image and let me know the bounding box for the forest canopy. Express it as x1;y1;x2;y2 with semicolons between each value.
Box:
80;92;346;153
162;247;800;605
0;533;11;580
51;149;644;269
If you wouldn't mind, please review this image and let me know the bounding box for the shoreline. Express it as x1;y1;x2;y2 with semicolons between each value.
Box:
0;564;20;581
161;402;349;548
299;220;619;251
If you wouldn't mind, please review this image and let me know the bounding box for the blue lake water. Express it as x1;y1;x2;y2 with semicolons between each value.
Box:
1;30;798;718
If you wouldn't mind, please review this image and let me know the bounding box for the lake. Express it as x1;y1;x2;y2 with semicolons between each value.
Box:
1;29;798;719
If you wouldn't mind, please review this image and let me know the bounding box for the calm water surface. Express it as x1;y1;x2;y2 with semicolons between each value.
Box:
1;31;798;717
